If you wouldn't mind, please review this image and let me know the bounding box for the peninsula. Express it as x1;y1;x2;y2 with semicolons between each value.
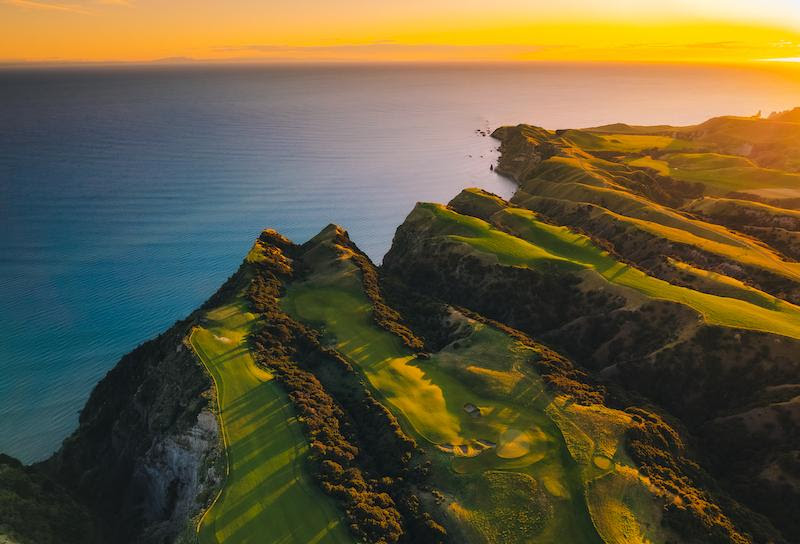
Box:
3;109;800;544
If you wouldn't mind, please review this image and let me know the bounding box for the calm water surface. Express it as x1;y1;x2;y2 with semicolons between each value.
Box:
2;62;800;462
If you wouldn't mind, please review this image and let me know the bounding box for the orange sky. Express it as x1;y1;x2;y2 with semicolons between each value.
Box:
2;0;800;64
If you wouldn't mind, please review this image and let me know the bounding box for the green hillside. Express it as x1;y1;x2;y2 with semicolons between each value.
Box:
559;130;695;153
282;244;671;544
630;152;800;196
417;200;800;339
685;196;800;219
191;255;351;544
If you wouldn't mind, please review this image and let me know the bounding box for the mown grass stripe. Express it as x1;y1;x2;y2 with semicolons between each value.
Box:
190;300;352;544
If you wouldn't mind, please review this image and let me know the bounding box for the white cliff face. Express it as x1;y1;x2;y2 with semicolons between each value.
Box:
130;408;222;544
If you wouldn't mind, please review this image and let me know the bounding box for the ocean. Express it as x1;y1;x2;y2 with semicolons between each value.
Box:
2;62;799;462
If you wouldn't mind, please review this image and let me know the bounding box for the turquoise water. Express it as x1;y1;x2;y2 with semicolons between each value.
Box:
2;62;800;462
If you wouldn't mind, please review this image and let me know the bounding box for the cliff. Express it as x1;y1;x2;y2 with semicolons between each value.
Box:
389;117;800;540
45;315;223;543
1;272;250;543
5;110;800;544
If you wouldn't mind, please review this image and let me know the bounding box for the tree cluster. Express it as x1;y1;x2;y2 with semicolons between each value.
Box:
244;235;447;543
626;408;785;544
0;454;97;544
268;355;405;543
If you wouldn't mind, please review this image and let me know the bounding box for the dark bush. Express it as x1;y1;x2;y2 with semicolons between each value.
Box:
243;233;447;543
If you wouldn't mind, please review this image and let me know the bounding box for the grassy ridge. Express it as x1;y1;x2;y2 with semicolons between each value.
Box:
627;156;670;176
412;203;581;271
667;153;755;170
285;281;554;457
425;202;800;339
685;196;800;220
533;202;800;283
191;298;351;544
560;130;698;153
587;468;671;544
282;254;677;543
685;115;800;147
584;114;800;172
587;115;800;143
534;156;611;186
629;152;800;197
516;178;753;247
579;115;800;195
283;283;605;544
285;283;463;445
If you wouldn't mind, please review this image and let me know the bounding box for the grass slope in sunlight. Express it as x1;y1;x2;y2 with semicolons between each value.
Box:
560;130;698;153
685;196;800;220
191;299;350;544
516;178;748;246
630;152;800;197
587;468;670;544
514;175;800;285
281;262;658;544
626;155;671;176
426;203;800;339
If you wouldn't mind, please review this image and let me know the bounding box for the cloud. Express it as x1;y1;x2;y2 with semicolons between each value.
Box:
619;41;752;50
212;42;558;61
1;0;132;13
218;42;543;52
684;41;748;49
1;0;91;14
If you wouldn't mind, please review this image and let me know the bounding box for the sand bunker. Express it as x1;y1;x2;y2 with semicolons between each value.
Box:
593;455;612;470
214;335;233;344
437;440;495;458
496;428;533;459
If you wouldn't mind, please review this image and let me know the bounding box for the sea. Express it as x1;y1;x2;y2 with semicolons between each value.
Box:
2;62;800;462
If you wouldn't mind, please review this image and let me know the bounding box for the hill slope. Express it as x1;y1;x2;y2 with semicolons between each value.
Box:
4;109;800;544
414;114;800;541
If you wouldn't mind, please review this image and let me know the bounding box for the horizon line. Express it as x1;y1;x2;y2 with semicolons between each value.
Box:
3;57;800;70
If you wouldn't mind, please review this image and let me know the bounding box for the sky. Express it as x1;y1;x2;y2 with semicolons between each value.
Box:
1;0;800;64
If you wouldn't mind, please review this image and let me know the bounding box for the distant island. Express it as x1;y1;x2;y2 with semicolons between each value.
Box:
3;109;800;544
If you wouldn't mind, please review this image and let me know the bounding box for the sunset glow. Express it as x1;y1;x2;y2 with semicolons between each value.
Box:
2;0;800;64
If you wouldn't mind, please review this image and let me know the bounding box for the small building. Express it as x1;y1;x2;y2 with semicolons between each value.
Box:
463;403;481;418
